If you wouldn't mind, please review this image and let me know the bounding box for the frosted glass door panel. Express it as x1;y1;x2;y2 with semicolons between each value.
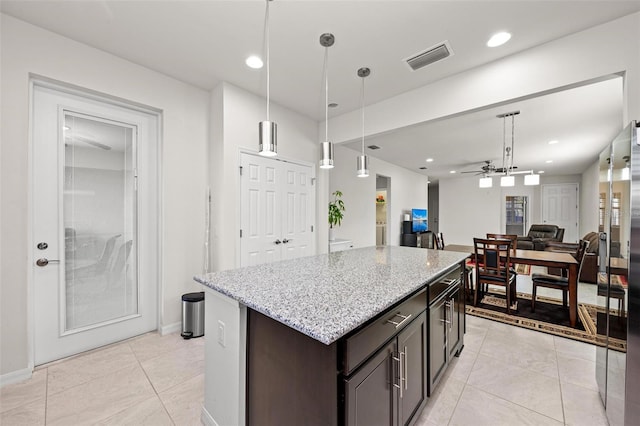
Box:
64;113;137;331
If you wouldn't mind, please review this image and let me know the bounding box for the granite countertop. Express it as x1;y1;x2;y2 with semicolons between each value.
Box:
194;246;469;345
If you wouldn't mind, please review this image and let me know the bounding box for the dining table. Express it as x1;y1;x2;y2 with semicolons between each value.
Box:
444;244;580;328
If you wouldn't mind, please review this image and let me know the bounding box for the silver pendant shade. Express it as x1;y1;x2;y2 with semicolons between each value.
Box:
258;0;277;157
357;67;370;177
319;33;335;169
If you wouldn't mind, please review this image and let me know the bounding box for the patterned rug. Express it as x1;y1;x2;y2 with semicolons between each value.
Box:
466;292;626;352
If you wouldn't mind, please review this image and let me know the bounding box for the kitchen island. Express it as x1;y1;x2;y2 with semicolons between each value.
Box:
194;246;469;426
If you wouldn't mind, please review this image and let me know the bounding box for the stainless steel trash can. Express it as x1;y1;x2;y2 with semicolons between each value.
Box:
181;291;204;339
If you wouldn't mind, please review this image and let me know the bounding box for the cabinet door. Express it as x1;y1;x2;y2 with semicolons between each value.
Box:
345;340;397;426
448;285;462;359
428;297;447;395
397;311;427;426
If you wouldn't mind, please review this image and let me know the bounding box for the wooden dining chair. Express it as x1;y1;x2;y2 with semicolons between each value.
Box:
473;237;517;313
531;239;589;313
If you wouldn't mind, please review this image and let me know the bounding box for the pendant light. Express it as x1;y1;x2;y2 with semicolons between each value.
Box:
258;0;277;157
319;33;335;169
479;175;493;188
356;67;370;177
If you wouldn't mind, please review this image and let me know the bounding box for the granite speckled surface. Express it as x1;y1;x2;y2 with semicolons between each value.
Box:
194;246;469;345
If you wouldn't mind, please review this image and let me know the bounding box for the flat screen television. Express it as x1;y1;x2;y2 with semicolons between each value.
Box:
411;208;428;233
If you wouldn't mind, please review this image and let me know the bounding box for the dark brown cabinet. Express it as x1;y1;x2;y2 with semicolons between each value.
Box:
428;280;463;394
344;311;427;426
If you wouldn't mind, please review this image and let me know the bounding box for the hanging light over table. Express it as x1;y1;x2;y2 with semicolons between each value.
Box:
258;0;277;157
356;67;370;177
319;33;335;169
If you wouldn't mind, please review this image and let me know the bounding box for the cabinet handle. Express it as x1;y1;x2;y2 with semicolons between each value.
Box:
403;346;408;391
386;313;412;329
398;350;404;399
449;299;454;330
392;353;402;397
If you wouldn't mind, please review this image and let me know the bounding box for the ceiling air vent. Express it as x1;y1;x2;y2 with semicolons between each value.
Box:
367;145;381;150
404;41;453;71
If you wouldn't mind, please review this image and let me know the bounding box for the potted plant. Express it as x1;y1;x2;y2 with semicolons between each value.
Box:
328;190;345;241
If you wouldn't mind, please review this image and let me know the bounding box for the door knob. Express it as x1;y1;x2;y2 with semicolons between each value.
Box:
36;258;60;267
282;238;290;244
274;239;282;245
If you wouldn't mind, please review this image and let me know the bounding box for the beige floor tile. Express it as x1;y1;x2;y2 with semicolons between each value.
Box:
467;354;563;422
46;364;155;426
140;344;205;393
0;369;47;414
417;375;465;425
444;348;478;382
95;396;173;426
561;381;608;426
479;331;559;379
557;352;598;392
47;343;138;395
0;397;46;426
159;373;205;426
449;385;563;426
553;335;596;362
129;331;203;363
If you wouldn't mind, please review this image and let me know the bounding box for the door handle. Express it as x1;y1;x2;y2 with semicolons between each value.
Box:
36;258;60;267
274;239;282;245
282;238;291;244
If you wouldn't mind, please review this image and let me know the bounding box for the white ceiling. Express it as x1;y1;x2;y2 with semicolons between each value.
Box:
2;1;639;181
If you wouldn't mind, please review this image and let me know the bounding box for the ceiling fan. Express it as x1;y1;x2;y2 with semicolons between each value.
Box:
461;159;516;175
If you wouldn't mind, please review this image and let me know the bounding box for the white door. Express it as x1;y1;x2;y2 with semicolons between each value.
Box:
32;83;159;365
542;183;579;243
240;153;314;267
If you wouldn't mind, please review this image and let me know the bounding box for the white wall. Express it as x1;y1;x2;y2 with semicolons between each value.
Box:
210;82;320;271
0;14;209;376
580;160;600;236
329;145;428;248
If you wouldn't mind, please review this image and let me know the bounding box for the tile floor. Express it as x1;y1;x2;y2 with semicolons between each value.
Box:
1;272;610;426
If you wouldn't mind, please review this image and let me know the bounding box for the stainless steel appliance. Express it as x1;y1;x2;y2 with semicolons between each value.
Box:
596;121;638;426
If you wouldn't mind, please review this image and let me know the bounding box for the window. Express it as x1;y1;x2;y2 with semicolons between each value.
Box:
505;196;527;236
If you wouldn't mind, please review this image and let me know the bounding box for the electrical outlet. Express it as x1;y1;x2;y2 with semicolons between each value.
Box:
217;320;225;347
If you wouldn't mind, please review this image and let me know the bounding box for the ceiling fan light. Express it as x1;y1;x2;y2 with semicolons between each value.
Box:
524;173;540;186
500;175;515;187
479;176;493;188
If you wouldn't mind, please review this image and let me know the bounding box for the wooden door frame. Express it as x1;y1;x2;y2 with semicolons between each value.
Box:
27;77;163;371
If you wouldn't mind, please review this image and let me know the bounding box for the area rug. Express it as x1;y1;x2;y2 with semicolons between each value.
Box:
466;292;627;352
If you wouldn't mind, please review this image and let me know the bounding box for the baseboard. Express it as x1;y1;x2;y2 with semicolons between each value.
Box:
0;367;32;388
160;321;181;336
201;406;219;426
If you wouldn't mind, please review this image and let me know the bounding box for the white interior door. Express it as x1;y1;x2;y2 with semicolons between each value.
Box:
240;153;315;267
542;183;579;243
32;83;159;365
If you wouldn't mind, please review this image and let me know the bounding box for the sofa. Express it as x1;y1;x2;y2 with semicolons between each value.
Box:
516;224;565;250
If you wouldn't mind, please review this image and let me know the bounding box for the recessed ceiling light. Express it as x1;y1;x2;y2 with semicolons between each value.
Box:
449;170;456;174
548;140;559;145
426;158;434;162
546;160;553;163
245;55;263;69
538;170;545;174
328;103;338;108
487;32;511;47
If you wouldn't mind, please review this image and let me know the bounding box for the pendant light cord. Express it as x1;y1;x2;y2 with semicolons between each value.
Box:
361;75;365;154
324;47;329;142
510;114;515;174
264;0;271;121
502;115;507;173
